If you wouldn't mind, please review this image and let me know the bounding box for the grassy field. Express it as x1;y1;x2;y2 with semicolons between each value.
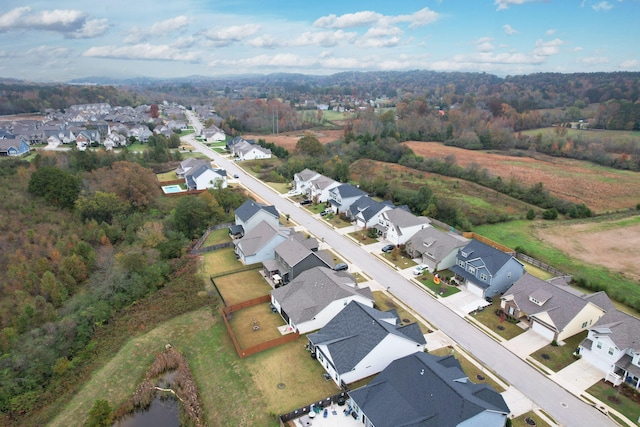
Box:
350;159;537;225
530;331;587;371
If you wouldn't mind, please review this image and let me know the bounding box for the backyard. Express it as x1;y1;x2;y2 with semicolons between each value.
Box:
214;269;272;305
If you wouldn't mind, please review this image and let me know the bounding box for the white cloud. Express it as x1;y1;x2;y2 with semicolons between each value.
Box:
291;30;357;48
533;38;563;56
314;11;382;29
503;24;518;35
83;43;198;61
124;16;189;43
201;24;260;47
247;34;280;49
620;59;640;69
581;56;609;64
356;25;403;48
395;7;440;28
592;1;614;11
0;6;107;38
546;29;556;36
26;45;73;57
495;0;535;11
209;53;317;69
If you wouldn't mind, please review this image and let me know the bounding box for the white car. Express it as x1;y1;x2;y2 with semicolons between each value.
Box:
413;264;429;275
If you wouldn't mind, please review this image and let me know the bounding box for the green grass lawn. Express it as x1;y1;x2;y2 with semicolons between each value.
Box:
156;170;179;182
530;331;588;371
471;299;526;340
587;380;640;425
325;214;352;228
429;347;505;393
381;252;418;270
203;227;232;247
418;274;461;297
510;412;553;427
348;230;379;244
214;269;272;305
268;182;290;194
228;303;286;348
373;291;431;334
202;247;242;275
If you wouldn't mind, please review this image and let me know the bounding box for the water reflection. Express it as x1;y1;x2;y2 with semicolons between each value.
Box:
113;396;180;427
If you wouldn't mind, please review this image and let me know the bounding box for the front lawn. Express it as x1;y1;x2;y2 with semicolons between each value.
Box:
429;347;505;393
348;230;379;245
418;275;461;297
325;214;352;228
587;380;640;425
373;291;431;334
510;412;553;427
380;252;417;270
530;331;588;371
471;300;526;340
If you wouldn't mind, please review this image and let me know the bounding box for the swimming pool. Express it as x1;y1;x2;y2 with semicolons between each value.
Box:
162;185;185;194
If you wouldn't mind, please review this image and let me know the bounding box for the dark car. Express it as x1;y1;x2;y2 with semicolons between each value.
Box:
300;199;313;206
320;210;329;216
381;244;395;253
334;263;348;271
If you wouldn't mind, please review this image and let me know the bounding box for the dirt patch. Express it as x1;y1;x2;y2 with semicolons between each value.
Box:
535;220;640;281
403;141;640;213
244;129;343;152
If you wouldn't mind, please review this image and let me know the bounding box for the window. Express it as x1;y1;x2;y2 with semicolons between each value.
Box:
480;273;488;281
458;260;465;268
582;322;588;328
597;342;603;349
469;266;476;274
608;347;615;356
507;272;512;278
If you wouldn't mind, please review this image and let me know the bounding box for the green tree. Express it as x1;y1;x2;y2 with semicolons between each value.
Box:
28;166;81;209
75;191;131;224
86;399;114;427
170;195;210;239
526;208;535;220
296;134;325;156
542;207;559;220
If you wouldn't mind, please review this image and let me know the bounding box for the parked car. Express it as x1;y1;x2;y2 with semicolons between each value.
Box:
233;173;239;178
413;264;429;275
334;263;348;271
381;244;395;253
320;210;329;217
300;200;312;206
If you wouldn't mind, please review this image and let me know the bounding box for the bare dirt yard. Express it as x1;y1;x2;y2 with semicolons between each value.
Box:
404;141;640;214
535;218;640;282
244;129;343;152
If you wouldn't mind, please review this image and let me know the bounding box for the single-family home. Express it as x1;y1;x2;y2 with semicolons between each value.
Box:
234;200;280;236
166;120;188;131
292;168;321;195
232;139;272;160
201;125;225;142
348;352;510;427
270;266;374;334
307;301;426;387
451;239;525;299
0;137;30;156
501;274;608;342
263;235;334;285
327;184;367;215
348;197;394;229
405;227;469;272
233;221;292;265
176;158;211;178
184;164;227;190
578;295;640;389
308;175;340;203
376;207;431;246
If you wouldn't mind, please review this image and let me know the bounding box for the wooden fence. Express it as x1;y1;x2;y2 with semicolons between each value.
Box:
516;253;570;279
221;295;300;358
191;222;234;253
462;232;516;254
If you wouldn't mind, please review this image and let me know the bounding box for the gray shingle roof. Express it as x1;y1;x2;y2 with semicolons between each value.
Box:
332;183;366;199
458;239;513;275
308;301;426;375
234;200;279;222
349;196;390;221
348;352;509;427
384;207;430;229
234;221;290;256
271;267;373;324
406;227;468;260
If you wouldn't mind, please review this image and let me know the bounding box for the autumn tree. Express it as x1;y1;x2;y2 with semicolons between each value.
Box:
296;134;325;156
85;161;161;209
28;166;81;209
75;191;131;224
149;103;159;119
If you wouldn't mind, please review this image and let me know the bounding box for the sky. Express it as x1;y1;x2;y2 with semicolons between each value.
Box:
0;0;638;82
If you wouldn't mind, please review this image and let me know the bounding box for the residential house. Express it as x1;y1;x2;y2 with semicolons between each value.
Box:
234;200;279;236
0;137;30;156
451;240;525;299
405;227;469;272
348;197;394;229
308;175;340;203
348;352;510;427
270;266;374;334
176;158;210;178
184;164;227;190
263;234;334;285
327;183;367;215
129;124;153;142
292;168;321;195
501;274;607;342
376;207;431;246
202;126;225;142
578;295;640;389
233;221;292;265
308;301;426;387
232;139;272;160
166;120;188;131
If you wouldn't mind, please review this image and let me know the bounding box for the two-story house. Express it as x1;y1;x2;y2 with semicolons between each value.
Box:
348;197;394;229
0;137;30;156
233;221;292;265
327;183;366;215
405;227;469;272
184;164;227;190
308;175;340;203
234;200;279;236
376;207;431;246
292;168;321;195
451;239;525;300
263;234;334;285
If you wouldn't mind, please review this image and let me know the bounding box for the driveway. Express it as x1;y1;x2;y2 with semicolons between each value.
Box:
551;358;605;395
503;330;551;358
441;288;491;316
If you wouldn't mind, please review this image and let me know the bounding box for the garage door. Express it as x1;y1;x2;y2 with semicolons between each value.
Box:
531;320;555;340
466;282;485;297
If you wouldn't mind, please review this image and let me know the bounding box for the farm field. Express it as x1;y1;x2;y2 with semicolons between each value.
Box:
243;129;343;152
350;158;537;224
403;141;640;213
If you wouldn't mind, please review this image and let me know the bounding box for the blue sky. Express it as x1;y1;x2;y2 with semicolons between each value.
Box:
0;0;638;82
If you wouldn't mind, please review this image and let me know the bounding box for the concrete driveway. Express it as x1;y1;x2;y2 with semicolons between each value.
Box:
441;288;490;316
551;358;605;394
503;330;551;358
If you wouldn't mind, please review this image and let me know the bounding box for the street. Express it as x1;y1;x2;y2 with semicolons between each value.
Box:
184;110;616;427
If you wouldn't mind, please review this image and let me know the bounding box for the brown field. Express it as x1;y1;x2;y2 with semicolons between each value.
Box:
403;141;640;213
536;219;640;282
244;129;343;151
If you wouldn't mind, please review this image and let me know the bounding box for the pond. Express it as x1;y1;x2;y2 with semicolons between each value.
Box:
113;396;180;427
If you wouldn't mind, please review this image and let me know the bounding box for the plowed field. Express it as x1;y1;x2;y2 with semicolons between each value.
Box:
404;141;640;213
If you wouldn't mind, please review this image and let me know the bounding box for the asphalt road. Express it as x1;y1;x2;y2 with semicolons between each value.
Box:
184;111;615;427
